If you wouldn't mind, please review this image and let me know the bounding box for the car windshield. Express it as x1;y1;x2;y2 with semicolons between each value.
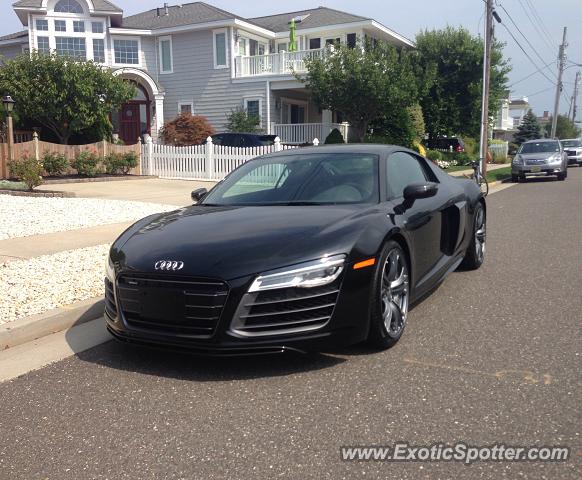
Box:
562;140;581;148
518;142;560;154
202;153;379;206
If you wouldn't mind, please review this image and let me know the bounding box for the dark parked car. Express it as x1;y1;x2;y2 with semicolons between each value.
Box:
105;145;486;355
425;137;466;153
212;133;278;148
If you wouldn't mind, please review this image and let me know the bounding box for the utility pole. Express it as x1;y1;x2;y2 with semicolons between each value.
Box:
479;0;494;177
551;27;567;138
569;71;580;123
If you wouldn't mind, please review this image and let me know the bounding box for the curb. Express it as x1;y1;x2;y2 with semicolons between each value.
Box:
0;189;76;198
42;175;158;185
0;297;104;351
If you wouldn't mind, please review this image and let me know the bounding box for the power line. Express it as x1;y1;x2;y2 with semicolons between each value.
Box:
523;0;556;50
508;61;554;88
516;0;555;54
524;86;554;98
497;21;556;86
497;4;557;81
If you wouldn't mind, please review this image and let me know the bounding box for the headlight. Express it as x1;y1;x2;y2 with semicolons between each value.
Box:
105;255;115;280
548;153;561;163
249;255;345;292
512;154;523;165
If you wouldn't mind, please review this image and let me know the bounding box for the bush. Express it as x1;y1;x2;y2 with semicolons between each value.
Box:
461;137;477;156
426;150;443;161
325;128;345;144
7;155;44;190
42;152;69;176
455;152;472;165
160;113;215;146
226;107;261;133
104;152;138;174
71;151;101;177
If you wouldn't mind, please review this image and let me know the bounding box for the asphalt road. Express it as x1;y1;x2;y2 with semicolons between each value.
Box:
1;169;581;479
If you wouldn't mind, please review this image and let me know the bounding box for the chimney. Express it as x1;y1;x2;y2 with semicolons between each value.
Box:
164;3;169;15
156;7;160;16
543;111;549;118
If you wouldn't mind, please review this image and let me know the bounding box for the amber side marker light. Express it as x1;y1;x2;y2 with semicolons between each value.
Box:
353;258;376;270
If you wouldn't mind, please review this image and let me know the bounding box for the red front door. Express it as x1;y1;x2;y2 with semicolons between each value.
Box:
119;103;141;145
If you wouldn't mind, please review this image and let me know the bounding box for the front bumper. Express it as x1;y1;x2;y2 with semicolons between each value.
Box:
512;163;564;175
567;155;582;165
104;266;375;355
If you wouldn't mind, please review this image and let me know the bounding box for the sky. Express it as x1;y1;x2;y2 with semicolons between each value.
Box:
1;0;580;117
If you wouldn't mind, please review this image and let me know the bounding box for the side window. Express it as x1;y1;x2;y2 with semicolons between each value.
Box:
386;152;428;199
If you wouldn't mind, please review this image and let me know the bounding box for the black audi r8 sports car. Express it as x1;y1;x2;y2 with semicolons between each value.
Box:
105;145;486;355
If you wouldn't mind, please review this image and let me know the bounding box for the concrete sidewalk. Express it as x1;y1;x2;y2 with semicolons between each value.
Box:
38;177;216;205
448;163;509;177
0;221;134;262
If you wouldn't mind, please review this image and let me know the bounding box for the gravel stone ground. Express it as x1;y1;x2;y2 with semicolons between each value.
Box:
0;196;178;240
0;244;110;324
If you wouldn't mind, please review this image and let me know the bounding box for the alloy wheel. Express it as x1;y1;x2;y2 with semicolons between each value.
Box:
475;208;486;263
381;249;409;338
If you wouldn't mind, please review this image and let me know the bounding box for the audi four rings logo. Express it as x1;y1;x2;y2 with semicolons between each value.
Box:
155;260;185;271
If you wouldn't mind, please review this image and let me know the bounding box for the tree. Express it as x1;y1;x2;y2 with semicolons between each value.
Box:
415;27;510;139
226;107;262;133
301;40;421;142
368;104;426;148
544;114;581;139
0;53;135;144
514;110;542;144
160;113;215;146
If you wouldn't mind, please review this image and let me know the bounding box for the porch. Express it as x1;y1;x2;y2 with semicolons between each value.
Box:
234;49;324;78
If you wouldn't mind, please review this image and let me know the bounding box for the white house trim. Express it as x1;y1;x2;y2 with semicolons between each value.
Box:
158;35;173;74
111;35;142;67
178;101;194;115
213;28;228;69
243;96;264;127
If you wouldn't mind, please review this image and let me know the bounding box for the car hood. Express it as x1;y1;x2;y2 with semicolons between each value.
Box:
112;204;372;281
519;152;558;159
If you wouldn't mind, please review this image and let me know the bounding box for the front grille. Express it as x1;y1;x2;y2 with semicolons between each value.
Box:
565;150;577;156
230;282;341;337
117;274;229;337
104;278;118;319
525;158;547;165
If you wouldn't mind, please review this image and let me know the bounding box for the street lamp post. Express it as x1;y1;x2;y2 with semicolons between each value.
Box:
2;95;16;178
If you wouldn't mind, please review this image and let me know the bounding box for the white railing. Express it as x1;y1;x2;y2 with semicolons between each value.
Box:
141;136;298;181
234;49;325;77
274;123;349;145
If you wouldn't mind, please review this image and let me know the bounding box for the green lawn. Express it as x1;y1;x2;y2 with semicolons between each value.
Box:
0;180;27;191
486;166;512;183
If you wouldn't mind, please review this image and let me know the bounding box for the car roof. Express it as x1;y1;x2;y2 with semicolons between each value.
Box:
260;144;415;158
523;138;559;143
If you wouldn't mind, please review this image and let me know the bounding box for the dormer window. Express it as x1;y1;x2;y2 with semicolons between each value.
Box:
54;0;84;14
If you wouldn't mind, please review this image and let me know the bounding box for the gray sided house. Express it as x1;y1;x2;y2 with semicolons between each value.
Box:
0;0;413;144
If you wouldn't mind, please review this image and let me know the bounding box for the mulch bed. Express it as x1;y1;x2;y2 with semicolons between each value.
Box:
42;174;157;185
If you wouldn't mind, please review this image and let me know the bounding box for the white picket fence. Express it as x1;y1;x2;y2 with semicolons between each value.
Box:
141;136;301;181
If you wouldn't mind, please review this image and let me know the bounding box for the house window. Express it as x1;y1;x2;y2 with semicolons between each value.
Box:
159;36;173;74
309;38;321;50
114;39;139;65
36;19;48;31
91;22;104;34
277;42;288;52
37;36;50;54
55;37;86;59
238;38;247;56
178;102;194;115
54;0;84;14
73;21;85;33
326;38;341;47
213;30;227;68
347;33;357;49
55;20;67;32
92;39;105;63
244;98;262;125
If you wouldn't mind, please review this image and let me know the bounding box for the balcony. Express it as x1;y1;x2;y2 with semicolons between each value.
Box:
273;123;350;145
234;49;324;78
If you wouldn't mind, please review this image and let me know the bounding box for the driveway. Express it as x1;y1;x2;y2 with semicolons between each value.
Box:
38;178;216;206
1;169;581;479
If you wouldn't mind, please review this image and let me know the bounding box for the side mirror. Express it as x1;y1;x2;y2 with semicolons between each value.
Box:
403;182;438;201
191;188;208;203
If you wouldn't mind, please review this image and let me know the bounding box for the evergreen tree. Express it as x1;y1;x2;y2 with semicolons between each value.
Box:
514;110;542;145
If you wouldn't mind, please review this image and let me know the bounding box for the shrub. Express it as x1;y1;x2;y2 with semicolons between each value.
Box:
325;128;345;144
226;107;261;133
104;152;138;174
461;137;478;156
7;155;44;190
426;150;443;161
160;113;215;146
71;150;101;177
455;152;472;165
42;152;69;177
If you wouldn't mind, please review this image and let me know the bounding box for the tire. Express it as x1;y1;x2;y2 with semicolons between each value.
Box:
367;241;410;350
557;172;566;181
511;174;519;183
461;202;486;270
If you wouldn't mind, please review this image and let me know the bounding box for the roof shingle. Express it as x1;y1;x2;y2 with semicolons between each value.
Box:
0;30;28;42
12;0;122;13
